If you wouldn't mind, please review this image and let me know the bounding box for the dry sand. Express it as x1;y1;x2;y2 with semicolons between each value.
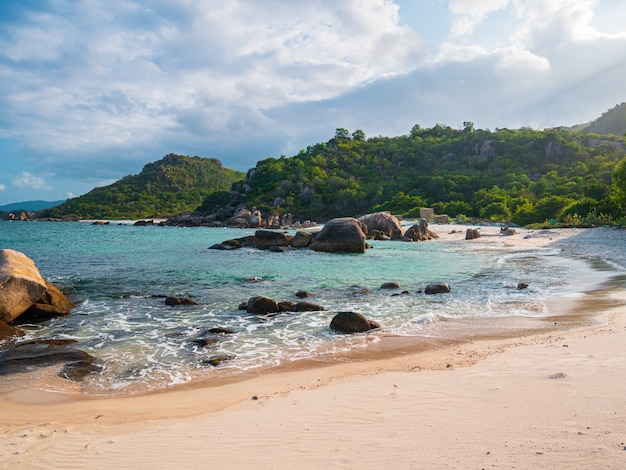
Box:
1;224;626;469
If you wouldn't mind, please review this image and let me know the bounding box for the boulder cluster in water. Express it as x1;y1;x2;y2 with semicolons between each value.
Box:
209;212;439;254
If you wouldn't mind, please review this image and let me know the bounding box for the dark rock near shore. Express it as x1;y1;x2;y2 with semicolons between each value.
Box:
425;283;451;295
465;228;481;240
295;290;314;298
350;285;371;295
0;339;98;380
380;282;401;289
246;296;280;315
203;353;236;367
278;301;295;312
204;327;236;335
309;217;367;253
293;302;325;312
517;282;529;290
190;338;219;347
165;296;198;306
330;311;381;334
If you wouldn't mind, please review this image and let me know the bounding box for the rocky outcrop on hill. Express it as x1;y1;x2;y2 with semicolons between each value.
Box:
165;206;318;230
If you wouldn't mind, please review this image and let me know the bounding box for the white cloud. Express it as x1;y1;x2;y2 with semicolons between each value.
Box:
12;172;52;190
449;0;509;36
0;0;423;173
0;184;6;191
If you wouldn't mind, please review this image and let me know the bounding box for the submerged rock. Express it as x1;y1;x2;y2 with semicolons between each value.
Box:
165;296;198;306
203;354;236;367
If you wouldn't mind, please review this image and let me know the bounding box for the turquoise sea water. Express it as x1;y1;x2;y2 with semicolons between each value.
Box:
0;221;587;395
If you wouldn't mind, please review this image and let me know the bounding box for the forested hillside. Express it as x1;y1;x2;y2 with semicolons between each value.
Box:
41;154;245;219
569;102;626;136
217;125;626;226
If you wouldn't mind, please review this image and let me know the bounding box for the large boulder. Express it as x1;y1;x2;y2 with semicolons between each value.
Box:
17;279;75;323
358;212;404;240
0;249;48;323
309;218;367;253
254;230;294;250
402;219;439;242
291;231;315;249
330;311;381;334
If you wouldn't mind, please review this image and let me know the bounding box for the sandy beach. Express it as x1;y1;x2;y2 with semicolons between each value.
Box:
1;224;625;469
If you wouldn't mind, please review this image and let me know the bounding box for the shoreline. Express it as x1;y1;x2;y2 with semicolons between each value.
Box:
1;225;626;468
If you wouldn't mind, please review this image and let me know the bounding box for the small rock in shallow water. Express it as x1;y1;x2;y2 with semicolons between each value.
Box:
295;290;314;298
203;354;236;367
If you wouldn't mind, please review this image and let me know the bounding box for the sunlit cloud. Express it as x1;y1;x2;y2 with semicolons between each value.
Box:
12;172;52;190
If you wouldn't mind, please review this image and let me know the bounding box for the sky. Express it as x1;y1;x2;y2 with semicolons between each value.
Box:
1;0;626;205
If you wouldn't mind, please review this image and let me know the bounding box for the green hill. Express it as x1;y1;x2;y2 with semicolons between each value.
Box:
41;154;244;219
569;102;626;136
220;124;625;226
